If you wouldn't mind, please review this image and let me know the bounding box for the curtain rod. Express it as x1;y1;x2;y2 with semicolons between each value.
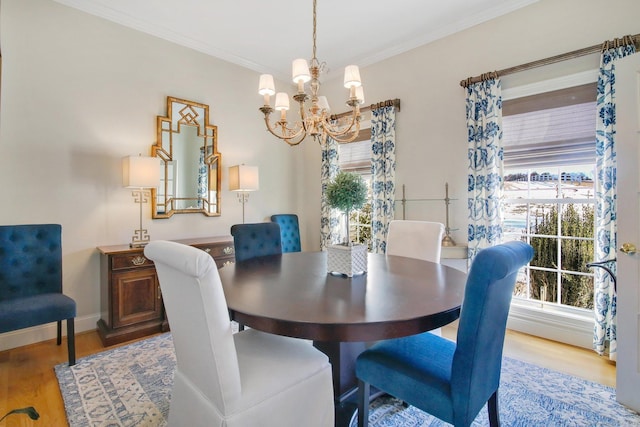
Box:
330;98;400;120
460;33;640;88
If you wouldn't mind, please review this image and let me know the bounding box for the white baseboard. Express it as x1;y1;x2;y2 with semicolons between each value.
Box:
507;304;594;349
0;313;100;352
0;306;595;352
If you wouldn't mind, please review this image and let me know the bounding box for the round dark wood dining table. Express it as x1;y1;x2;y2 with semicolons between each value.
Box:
218;251;467;424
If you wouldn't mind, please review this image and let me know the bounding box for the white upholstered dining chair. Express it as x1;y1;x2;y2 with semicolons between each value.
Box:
386;220;445;263
144;240;334;427
386;220;446;335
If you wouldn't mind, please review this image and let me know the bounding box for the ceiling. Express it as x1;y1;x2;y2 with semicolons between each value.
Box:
53;0;538;82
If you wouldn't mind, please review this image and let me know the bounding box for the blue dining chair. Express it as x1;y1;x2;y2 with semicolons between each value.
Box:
230;222;283;331
0;224;76;366
270;214;301;253
356;240;534;427
231;222;282;262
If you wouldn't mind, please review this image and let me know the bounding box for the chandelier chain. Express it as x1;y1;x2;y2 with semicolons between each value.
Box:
312;0;317;62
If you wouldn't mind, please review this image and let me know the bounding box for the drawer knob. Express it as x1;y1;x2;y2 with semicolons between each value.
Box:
204;248;212;253
223;246;234;255
131;256;147;266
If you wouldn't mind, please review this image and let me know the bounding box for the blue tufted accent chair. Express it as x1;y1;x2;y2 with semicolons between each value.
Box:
356;241;534;427
270;214;301;253
231;222;282;262
0;224;76;365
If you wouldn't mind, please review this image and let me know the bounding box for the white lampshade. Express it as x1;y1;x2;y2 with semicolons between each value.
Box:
229;165;259;192
317;96;331;112
275;92;290;111
258;74;275;96
343;65;362;88
122;155;160;188
292;59;311;83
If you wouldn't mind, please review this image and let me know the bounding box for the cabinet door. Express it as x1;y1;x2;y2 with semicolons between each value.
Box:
112;268;162;328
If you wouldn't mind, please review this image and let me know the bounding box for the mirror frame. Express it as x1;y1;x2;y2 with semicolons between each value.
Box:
151;96;222;218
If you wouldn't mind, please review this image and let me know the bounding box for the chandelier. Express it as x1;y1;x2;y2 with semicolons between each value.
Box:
258;0;364;146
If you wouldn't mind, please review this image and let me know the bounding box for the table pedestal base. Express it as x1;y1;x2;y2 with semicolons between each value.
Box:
313;340;367;401
314;341;368;426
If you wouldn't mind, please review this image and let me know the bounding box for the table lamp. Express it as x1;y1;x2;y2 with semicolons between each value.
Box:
229;165;259;223
123;155;160;247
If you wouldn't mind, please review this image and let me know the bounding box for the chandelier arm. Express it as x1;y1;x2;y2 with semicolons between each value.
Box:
283;132;308;146
325;107;360;134
261;112;308;146
325;119;362;143
321;104;361;140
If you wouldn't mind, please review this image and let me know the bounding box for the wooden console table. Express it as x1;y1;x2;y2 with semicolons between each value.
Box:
96;236;234;346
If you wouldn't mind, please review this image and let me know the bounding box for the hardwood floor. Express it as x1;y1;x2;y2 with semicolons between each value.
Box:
0;331;153;427
0;327;616;426
443;324;616;387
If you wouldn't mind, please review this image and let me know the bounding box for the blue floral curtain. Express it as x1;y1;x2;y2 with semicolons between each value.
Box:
466;77;504;265
320;136;341;250
370;105;396;254
594;37;636;361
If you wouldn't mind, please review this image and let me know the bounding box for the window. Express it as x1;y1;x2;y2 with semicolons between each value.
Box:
502;82;597;312
339;139;373;249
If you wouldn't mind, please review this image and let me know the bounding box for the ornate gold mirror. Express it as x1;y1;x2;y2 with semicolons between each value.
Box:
152;97;221;218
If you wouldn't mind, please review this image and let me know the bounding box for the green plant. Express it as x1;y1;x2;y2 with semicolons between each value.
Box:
0;407;39;423
349;201;372;249
326;171;368;245
525;203;595;309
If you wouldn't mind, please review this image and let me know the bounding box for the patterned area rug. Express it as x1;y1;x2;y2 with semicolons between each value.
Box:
55;333;640;427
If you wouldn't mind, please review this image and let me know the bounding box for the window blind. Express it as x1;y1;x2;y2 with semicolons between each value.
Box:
502;94;596;168
339;139;372;173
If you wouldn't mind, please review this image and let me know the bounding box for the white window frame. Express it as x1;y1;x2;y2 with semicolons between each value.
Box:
501;71;599;348
338;138;373;248
502;168;595;312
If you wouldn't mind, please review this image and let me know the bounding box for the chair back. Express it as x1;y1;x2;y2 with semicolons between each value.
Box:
270;214;301;253
144;241;242;412
231;222;282;262
451;241;534;426
0;224;62;301
386;220;445;263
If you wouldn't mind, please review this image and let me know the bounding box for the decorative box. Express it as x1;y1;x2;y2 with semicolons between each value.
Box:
327;244;368;277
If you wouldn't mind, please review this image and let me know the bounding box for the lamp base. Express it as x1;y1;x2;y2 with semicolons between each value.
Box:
130;227;151;248
129;242;149;248
441;234;457;247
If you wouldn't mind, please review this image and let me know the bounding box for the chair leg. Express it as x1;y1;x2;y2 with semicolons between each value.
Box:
357;379;370;427
56;320;62;345
488;390;500;427
67;318;76;366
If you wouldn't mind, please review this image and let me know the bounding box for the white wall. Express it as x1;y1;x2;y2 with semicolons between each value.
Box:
0;0;298;350
299;0;640;251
